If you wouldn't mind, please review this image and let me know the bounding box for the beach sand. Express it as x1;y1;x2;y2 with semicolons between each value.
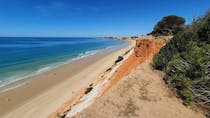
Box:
0;41;135;118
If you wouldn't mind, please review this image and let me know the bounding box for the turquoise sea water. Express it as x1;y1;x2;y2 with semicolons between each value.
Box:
0;37;125;87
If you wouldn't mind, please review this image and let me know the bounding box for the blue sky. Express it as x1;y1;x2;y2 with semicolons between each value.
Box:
0;0;209;37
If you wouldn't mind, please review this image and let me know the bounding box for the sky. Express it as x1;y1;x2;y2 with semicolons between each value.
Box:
0;0;209;37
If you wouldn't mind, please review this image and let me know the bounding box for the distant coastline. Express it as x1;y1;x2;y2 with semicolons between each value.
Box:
99;36;140;40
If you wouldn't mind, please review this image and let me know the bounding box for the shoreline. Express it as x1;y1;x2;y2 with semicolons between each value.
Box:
0;43;126;93
0;40;134;117
50;43;135;117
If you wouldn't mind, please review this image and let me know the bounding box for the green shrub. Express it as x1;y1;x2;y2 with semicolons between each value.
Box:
165;73;193;105
115;56;124;64
84;86;93;94
197;16;210;43
151;15;185;36
152;10;210;108
180;88;194;105
124;49;131;55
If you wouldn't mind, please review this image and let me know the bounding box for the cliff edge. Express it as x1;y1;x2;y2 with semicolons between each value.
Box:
72;36;205;118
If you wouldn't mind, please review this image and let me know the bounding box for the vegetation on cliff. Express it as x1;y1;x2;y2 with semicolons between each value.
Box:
153;10;210;112
149;15;185;36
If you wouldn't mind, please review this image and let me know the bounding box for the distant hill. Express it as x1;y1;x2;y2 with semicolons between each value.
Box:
153;10;210;116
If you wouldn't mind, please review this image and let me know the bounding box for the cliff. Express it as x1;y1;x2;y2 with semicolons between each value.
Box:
73;36;205;118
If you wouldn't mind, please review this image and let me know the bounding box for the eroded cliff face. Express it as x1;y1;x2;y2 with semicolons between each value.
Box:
134;36;170;64
97;36;171;98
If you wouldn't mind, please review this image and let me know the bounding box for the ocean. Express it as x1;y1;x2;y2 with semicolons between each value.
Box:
0;37;125;88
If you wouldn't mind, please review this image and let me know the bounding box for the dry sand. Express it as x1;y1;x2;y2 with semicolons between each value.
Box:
76;62;205;118
0;41;135;118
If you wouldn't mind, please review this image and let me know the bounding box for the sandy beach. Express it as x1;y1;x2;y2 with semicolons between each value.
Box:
0;41;135;118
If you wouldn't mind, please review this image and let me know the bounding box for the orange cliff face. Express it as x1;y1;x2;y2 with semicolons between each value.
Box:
99;36;171;97
134;36;170;63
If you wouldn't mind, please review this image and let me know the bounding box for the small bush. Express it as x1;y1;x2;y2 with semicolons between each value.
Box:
197;16;210;43
84;86;93;94
180;88;194;105
115;56;124;64
106;67;112;72
124;49;131;55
